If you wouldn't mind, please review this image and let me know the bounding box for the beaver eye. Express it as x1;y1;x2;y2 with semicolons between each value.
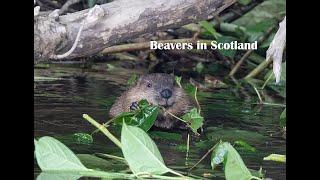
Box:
147;82;152;88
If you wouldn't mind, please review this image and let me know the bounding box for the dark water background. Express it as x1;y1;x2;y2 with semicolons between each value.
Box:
34;67;285;180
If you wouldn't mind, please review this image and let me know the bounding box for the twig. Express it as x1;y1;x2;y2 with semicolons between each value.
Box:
101;38;212;54
91;117;115;135
137;173;191;180
253;85;263;103
252;102;286;107
229;25;276;77
229;49;254;76
167;169;188;178
83;114;122;149
246;79;264;103
166;110;185;122
229;76;251;99
94;153;126;162
58;0;81;15
185;133;190;166
164;110;200;136
194;86;201;114
261;72;273;89
244;59;273;79
188;145;216;172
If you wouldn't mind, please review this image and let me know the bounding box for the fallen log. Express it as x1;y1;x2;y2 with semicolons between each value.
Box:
34;0;235;62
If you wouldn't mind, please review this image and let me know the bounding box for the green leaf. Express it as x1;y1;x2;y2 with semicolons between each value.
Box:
211;141;229;170
37;172;81;180
217;36;238;58
199;21;219;39
181;108;204;133
224;143;252;180
210;142;253;180
148;131;182;141
113;111;138;126
234;140;256;152
245;20;275;42
136;106;158;132
121;123;169;175
76;154;113;170
114;100;159;132
175;76;182;88
184;83;196;98
72;133;93;145
34;137;88;171
233;0;285;28
106;64;116;70
280;108;286;127
263;154;286;163
195;62;204;74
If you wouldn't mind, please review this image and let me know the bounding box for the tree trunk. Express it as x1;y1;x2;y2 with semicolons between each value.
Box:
34;0;235;62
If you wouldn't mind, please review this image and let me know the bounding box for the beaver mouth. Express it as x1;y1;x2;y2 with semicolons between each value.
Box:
160;101;175;108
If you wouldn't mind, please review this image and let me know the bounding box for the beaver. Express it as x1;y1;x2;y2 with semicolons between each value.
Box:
109;73;193;129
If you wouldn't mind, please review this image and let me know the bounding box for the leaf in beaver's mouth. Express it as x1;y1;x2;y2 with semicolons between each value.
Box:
114;99;158;132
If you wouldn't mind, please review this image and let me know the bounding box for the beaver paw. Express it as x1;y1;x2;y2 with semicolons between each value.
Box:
130;101;139;111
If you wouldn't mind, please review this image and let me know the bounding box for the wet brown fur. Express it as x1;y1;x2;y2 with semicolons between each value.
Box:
109;73;193;129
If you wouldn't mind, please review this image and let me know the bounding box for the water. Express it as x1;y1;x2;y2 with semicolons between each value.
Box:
34;67;286;179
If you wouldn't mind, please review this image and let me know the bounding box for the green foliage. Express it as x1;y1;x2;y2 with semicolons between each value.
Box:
211;141;259;180
148;131;182;141
245;20;275;42
211;141;228;170
184;83;197;98
280;108;286;127
37;173;81;180
199;21;220;39
217;35;238;58
181;108;204;134
234;140;256;152
34;136;158;179
195;62;204;74
233;0;286;48
76;154;113;170
233;0;286;28
72;133;93;145
34;137;88;171
114;100;159;132
263;154;286;163
121;122;169;175
35;127;261;180
106;63;116;70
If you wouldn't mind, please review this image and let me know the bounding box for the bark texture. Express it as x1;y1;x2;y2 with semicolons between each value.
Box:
34;0;235;62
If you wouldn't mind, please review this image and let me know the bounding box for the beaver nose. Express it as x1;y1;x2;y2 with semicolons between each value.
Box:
160;89;172;99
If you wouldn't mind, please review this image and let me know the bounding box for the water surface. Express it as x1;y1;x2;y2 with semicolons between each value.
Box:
34;67;285;179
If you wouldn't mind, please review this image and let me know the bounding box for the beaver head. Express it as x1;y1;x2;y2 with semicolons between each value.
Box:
135;73;177;108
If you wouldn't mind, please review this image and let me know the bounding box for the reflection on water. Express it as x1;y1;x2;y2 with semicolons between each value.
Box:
34;68;285;179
